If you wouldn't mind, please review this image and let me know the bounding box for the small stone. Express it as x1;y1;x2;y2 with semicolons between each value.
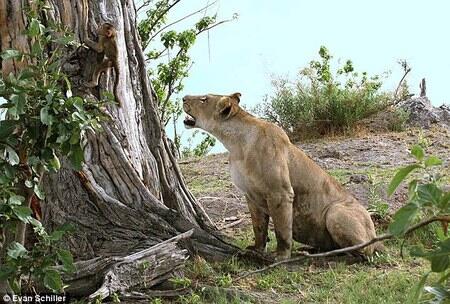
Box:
349;174;369;184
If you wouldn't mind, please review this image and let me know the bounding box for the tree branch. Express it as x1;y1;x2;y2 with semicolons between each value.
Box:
236;215;450;280
137;0;155;13
393;67;412;105
142;0;183;49
148;0;218;43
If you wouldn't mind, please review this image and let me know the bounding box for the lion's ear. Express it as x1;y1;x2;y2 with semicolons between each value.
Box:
230;92;241;103
217;98;233;119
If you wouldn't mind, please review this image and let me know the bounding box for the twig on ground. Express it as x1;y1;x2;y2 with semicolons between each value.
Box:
236;215;450;280
220;218;244;230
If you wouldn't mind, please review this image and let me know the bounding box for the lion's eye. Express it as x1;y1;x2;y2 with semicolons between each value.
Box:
200;97;207;103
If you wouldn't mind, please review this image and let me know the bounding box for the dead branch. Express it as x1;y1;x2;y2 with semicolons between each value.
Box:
236;215;450;280
119;288;189;299
393;68;412;103
219;218;244;230
420;78;427;97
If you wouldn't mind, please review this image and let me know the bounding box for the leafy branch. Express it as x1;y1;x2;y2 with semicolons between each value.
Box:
0;1;104;293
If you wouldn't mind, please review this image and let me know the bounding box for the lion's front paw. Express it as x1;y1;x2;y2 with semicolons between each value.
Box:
274;250;291;262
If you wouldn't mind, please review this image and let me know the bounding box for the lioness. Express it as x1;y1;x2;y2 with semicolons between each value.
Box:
183;92;379;260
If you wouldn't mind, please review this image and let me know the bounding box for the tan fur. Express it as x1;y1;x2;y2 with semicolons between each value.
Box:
84;23;122;107
183;93;380;260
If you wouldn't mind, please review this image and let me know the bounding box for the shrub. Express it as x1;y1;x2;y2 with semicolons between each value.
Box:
387;108;410;132
388;144;450;303
182;131;216;158
0;2;103;294
257;46;390;138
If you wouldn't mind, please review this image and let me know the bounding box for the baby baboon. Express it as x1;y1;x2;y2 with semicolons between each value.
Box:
84;22;122;107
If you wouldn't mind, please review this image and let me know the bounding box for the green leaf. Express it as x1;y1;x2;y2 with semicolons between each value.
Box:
407;272;430;304
69;144;84;171
424;286;450;300
387;164;421;196
34;184;45;200
1;49;21;60
410;245;427;257
9;195;25;205
424;156;442;167
29;217;43;228
43;269;63;293
40;106;51;125
417;184;442;206
410;145;425;161
430;255;449;272
440;192;450;209
4;146;19;165
0;120;18;139
388;203;418;235
25;180;34;188
49;230;65;241
0;265;16;280
31;40;43;56
11;93;26;115
439;238;450;251
7;242;27;259
57;249;75;273
12;206;33;223
69;131;80;145
72;97;84;112
58;223;75;233
28;18;42;37
48;154;61;171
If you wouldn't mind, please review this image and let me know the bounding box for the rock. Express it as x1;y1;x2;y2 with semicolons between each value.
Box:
319;148;346;159
397;97;450;128
349;174;369;184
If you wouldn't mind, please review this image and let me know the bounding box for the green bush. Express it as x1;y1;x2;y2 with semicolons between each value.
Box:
257;46;390;137
182;131;216;158
387;108;410;132
388;144;450;303
0;1;103;294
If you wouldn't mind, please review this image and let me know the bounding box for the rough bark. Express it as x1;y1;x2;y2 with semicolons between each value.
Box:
0;0;243;296
59;230;194;300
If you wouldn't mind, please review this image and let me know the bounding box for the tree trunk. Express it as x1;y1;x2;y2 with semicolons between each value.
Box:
1;0;243;296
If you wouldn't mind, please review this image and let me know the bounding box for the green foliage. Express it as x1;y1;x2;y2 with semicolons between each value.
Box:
138;1;223;126
257;46;390;137
179;293;202;304
1;223;75;293
388;144;450;302
150;298;163;304
0;0;103;293
182;131;216;158
387;108;410;132
216;273;233;288
169;276;192;288
137;2;235;155
367;174;390;220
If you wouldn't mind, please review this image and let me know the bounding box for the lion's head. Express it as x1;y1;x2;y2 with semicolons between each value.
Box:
182;93;241;132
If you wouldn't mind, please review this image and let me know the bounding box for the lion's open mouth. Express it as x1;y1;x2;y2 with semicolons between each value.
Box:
183;114;196;127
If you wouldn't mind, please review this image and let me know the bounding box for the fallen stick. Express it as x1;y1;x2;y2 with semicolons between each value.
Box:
236;215;450;280
220;218;244;230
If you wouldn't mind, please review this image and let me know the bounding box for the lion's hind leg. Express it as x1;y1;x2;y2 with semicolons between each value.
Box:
325;203;377;257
